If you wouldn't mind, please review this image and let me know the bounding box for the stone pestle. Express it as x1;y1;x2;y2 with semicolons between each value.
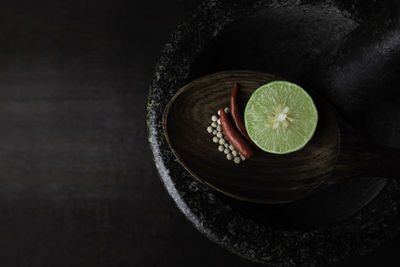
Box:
319;3;400;148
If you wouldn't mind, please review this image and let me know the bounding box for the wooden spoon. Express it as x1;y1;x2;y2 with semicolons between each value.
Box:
163;70;400;203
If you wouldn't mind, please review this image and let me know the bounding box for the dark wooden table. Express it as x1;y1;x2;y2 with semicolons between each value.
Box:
0;0;398;266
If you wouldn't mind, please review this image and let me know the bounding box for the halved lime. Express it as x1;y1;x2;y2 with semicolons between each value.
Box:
244;81;318;154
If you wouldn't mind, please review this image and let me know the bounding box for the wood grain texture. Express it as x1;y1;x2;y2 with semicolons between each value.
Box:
163;71;340;203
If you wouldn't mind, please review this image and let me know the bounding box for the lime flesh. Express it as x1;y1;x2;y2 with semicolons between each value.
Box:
244;81;318;154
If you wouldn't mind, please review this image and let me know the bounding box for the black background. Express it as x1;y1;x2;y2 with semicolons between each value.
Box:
0;0;399;266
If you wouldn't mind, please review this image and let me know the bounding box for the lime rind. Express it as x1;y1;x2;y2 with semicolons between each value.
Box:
244;81;318;154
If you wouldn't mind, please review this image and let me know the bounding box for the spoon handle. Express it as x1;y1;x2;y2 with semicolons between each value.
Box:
334;117;400;180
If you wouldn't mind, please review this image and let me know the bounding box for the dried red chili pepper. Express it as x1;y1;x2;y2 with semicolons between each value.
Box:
219;108;254;159
230;83;258;148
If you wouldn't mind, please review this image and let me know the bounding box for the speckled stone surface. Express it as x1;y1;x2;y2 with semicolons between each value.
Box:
147;0;400;266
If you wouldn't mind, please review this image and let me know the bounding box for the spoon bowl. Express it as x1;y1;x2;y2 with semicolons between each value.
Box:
162;70;341;203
